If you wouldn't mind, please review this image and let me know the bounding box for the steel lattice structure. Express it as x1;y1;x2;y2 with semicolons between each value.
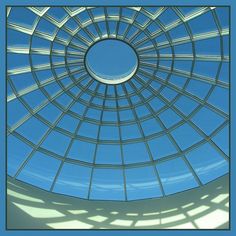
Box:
7;6;229;201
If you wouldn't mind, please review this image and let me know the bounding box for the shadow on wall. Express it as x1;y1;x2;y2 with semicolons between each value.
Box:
7;175;229;229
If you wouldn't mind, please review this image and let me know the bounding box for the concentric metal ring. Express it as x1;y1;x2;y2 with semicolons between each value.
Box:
7;6;229;201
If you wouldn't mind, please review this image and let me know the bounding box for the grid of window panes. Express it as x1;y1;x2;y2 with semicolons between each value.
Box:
7;6;229;201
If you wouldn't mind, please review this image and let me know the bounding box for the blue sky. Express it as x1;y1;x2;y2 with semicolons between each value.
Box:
7;6;229;201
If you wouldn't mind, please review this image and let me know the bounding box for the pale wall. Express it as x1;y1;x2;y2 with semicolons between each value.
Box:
7;174;229;229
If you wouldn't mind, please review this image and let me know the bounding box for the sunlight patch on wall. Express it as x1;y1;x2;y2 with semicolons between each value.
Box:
47;220;93;229
161;214;186;224
135;219;160;227
211;193;229;204
8;189;44;203
194;209;229;228
87;215;108;222
67;209;88;215
187;205;210;217
12;202;65;218
110;219;133;227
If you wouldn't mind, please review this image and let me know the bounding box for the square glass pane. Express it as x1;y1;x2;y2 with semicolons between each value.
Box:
38;103;62;124
126;166;162;200
7;135;32;176
191;107;225;135
102;110;118;122
174;95;199;116
16;116;48;144
119;109;134;121
123;142;150;164
41;131;71;156
57;114;79;133
186;79;212;99
90;168;125;200
54;163;91;198
148;135;177;160
156;157;199;195
8;99;29;127
99;125;119;140
212;125;229;156
96;144;122;164
121;123;141;140
171;123;202;150
22;89;47;110
159;108;182;128
68;140;95;163
207;87;229;113
78;121;99;138
17;152;61;190
140;118;162;136
186;143;228;184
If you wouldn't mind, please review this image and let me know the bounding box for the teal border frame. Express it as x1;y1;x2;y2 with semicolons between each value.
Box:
0;0;234;235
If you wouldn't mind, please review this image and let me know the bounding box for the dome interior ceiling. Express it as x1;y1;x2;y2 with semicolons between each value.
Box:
7;6;229;201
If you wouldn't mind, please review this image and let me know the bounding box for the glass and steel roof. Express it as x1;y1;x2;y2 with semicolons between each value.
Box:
7;6;229;201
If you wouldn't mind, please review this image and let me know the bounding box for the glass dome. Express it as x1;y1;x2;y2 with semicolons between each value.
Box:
7;6;229;201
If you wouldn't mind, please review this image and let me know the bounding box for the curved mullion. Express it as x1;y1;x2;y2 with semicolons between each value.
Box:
10;118;228;170
121;83;165;197
138;69;228;119
7;68;84;102
128;7;167;44
114;85;128;201
128;79;203;187
121;10;140;41
7;74;90;135
86;7;103;39
13;75;93;179
133;75;229;161
49;82;101;193
139;53;229;62
133;7;214;48
139;62;228;89
87;85;108;200
115;7;122;38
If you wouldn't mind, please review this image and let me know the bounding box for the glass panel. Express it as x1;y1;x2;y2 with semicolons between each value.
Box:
174;95;199;116
78;121;99;138
123;142;150;164
126;166;162;200
159;108;182;128
41;131;71;156
171;123;202;150
212;125;229;156
120;123;142;140
191;107;225;135
16;116;49;144
38;103;62;124
57;114;79;133
96;144;122;164
99;125;119;140
186;80;212;99
8;7;38;28
148;135;177;160
186;143;228;184
207;87;229;113
140;118;162;136
17;152;61;190
7;135;32;176
54;163;91;198
90;168;125;200
8;99;29;127
156;157;199;195
68;140;96;163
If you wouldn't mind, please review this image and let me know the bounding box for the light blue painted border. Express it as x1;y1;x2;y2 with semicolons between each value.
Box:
0;0;234;235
